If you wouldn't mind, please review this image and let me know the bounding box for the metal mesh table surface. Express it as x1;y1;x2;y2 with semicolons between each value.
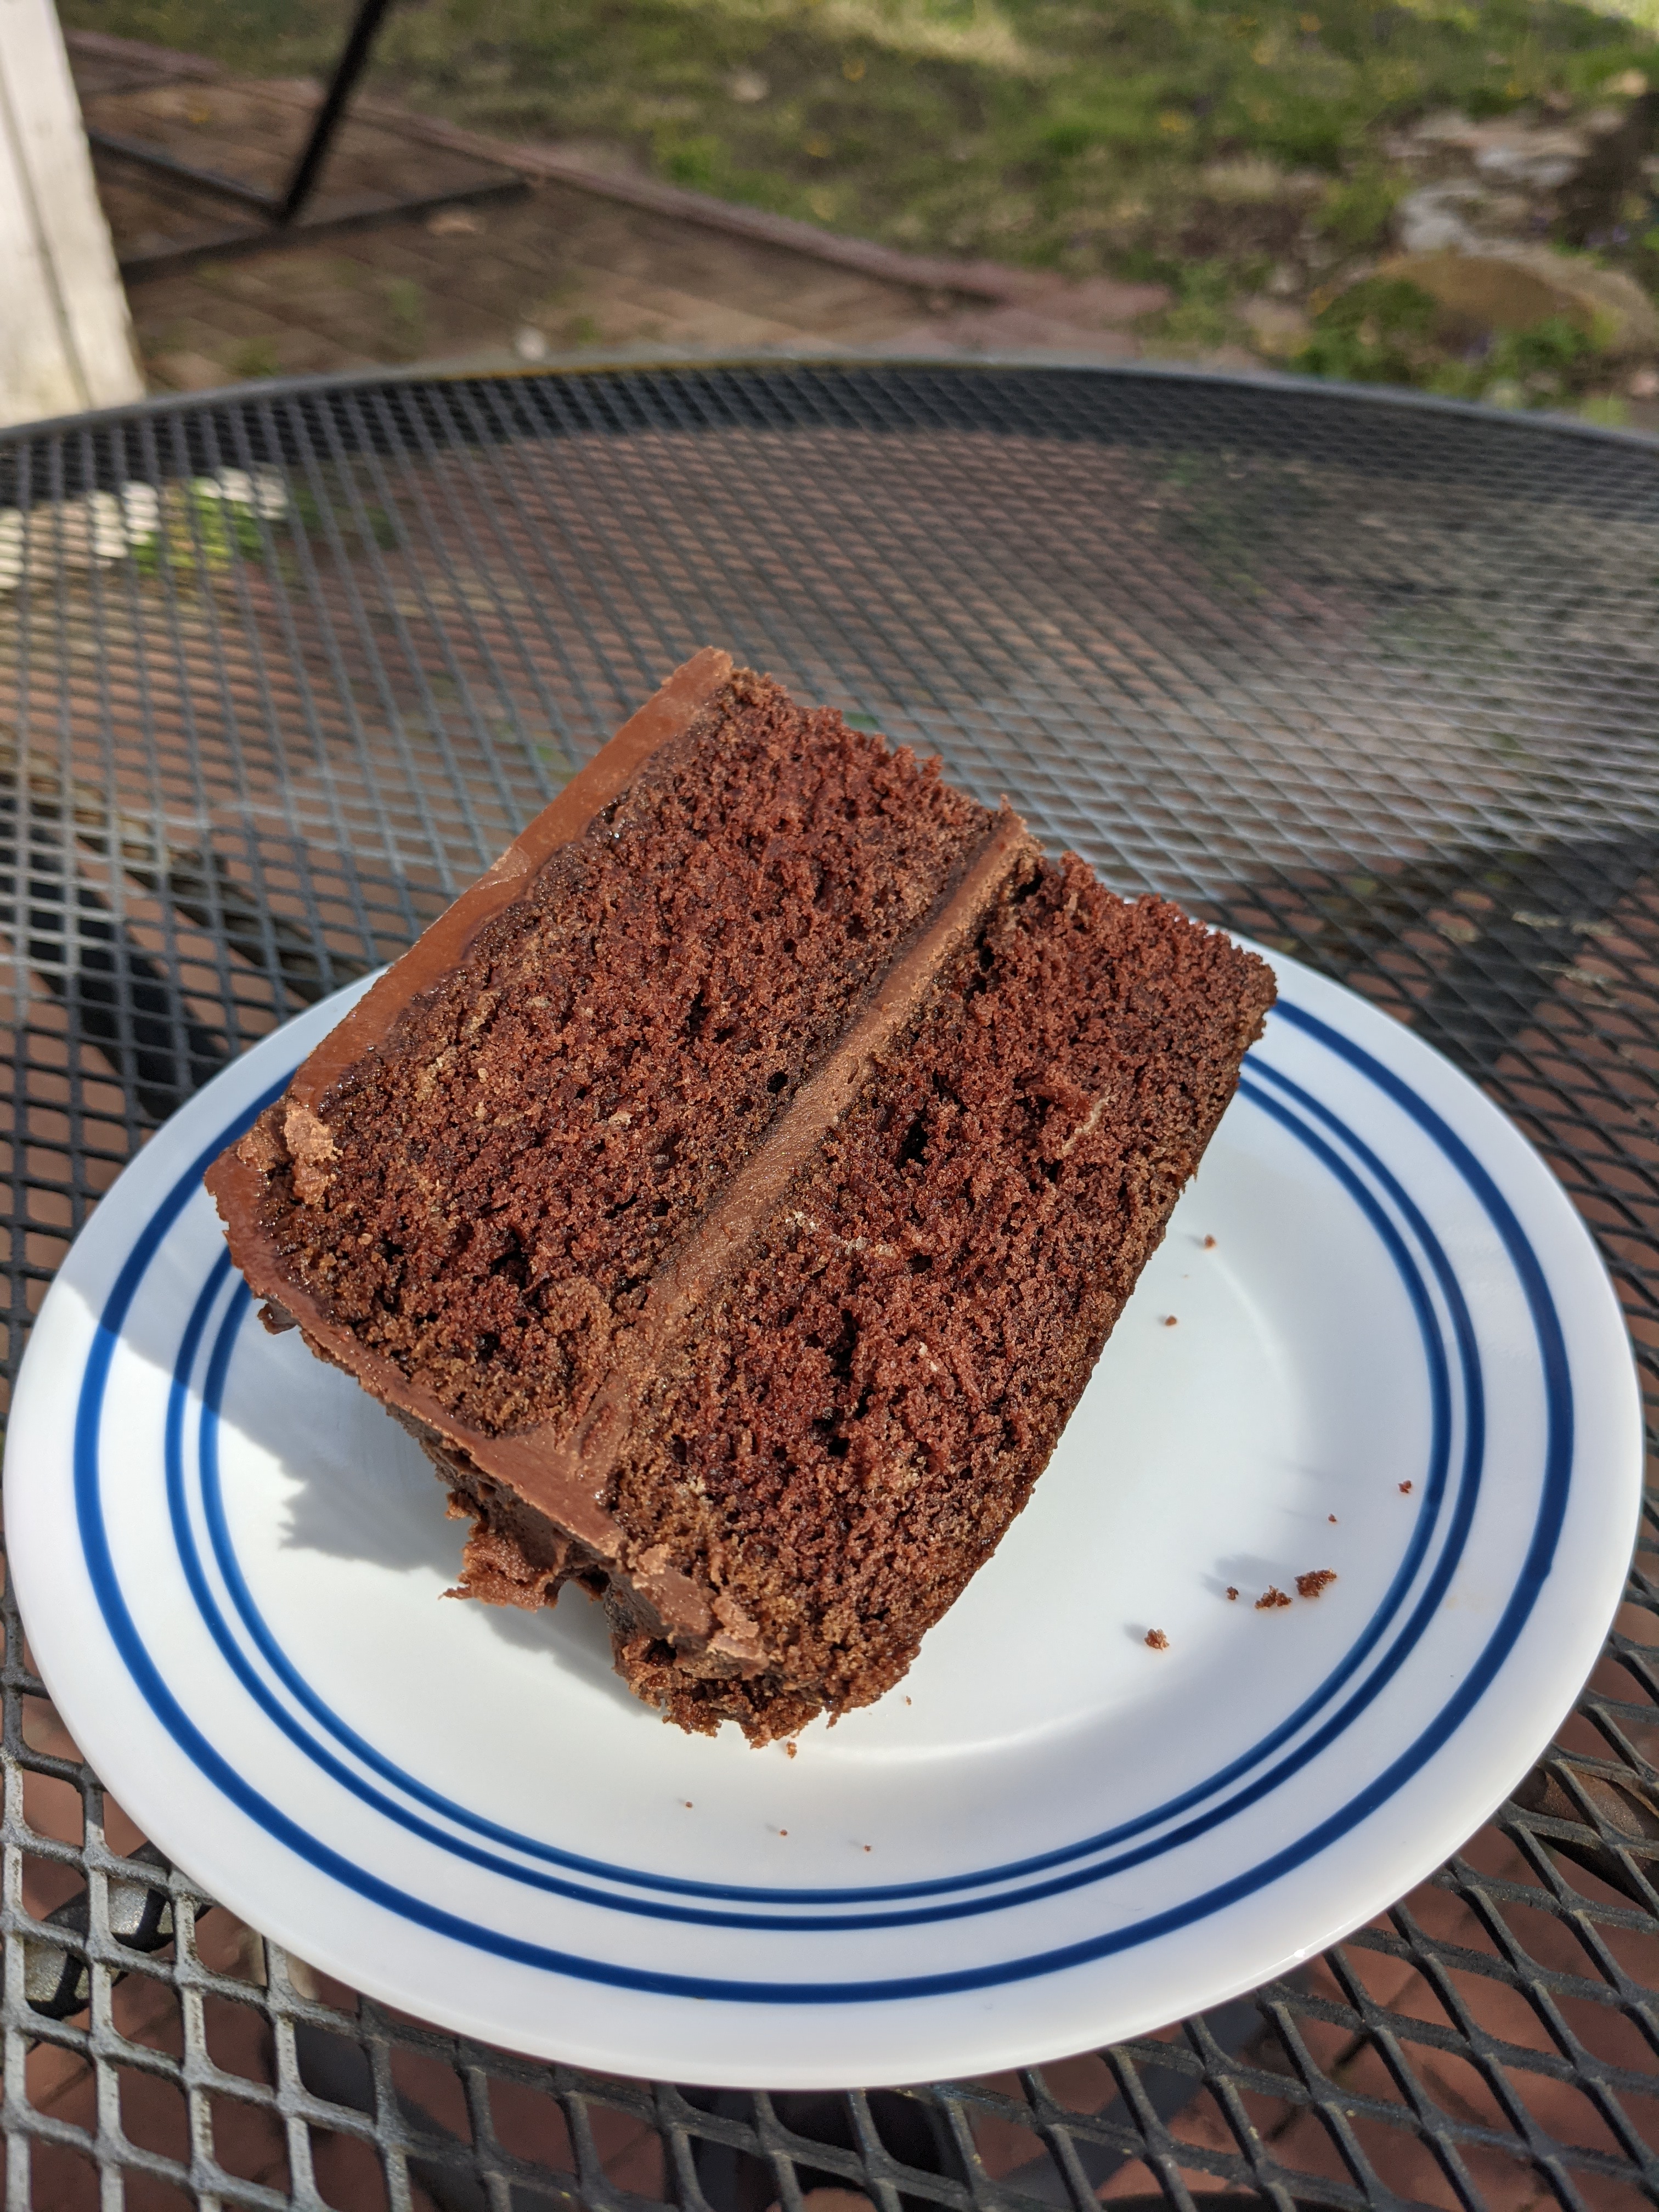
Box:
0;359;1655;2212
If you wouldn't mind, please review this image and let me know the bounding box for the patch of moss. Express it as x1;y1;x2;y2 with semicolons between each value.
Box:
227;335;281;381
1139;257;1249;351
1293;277;1608;407
1294;275;1441;383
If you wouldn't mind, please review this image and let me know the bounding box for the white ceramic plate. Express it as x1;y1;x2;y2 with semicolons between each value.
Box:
5;949;1642;2088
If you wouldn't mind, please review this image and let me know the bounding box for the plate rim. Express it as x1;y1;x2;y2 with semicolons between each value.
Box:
174;1043;1463;1915
5;947;1643;2083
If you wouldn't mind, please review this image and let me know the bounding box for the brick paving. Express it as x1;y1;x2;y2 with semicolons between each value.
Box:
64;35;1183;403
67;42;1133;400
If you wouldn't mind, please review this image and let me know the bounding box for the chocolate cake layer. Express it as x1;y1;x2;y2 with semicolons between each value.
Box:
598;856;1272;1737
208;653;1274;1740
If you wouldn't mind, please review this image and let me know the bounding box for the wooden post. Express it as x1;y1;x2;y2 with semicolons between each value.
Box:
0;0;142;426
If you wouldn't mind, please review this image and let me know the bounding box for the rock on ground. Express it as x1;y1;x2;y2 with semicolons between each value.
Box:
1379;247;1659;355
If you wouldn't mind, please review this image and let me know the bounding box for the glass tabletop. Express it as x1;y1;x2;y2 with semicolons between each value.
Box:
1;360;1654;2212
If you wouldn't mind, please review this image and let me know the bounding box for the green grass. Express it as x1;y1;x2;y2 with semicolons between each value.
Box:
64;0;1659;279
1290;270;1629;407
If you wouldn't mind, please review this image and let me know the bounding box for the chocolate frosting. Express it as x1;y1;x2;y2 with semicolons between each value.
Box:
288;647;735;1115
205;650;1034;1654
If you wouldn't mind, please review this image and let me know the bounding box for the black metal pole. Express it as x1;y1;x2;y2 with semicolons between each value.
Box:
85;129;283;215
275;0;397;225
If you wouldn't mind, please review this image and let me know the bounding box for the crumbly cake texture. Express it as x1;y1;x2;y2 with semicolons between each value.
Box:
246;669;984;1437
207;651;1275;1743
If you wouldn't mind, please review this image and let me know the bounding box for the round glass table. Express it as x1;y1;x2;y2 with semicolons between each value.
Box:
1;360;1654;2211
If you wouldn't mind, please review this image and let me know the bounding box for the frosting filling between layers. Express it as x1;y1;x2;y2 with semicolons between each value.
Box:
410;805;1035;1652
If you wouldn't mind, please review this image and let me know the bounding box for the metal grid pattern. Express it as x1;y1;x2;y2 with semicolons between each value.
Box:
0;362;1655;2212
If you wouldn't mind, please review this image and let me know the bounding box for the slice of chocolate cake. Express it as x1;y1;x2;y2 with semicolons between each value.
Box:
207;650;1274;1742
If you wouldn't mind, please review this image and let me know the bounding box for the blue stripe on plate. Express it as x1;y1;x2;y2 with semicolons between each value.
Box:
178;1061;1472;1922
70;1000;1572;2000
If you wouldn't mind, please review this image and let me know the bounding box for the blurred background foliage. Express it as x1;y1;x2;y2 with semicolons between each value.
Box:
61;0;1659;272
